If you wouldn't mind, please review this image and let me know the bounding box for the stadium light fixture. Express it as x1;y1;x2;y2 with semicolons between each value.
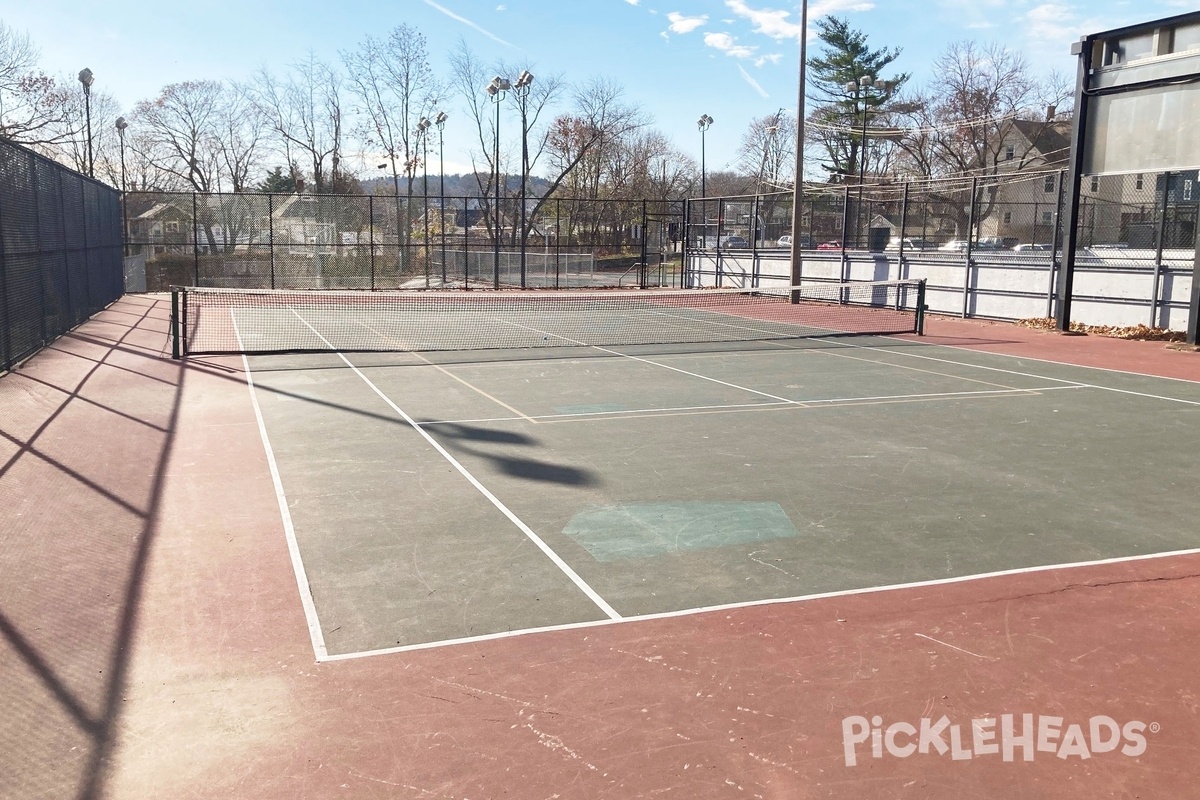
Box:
434;112;448;283
78;68;95;178
513;71;535;287
697;114;714;198
486;78;511;288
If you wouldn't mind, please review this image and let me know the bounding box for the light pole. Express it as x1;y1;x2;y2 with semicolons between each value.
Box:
844;75;891;249
435;111;448;284
697;114;713;198
754;110;782;247
486;76;511;289
78;68;94;178
513;70;534;288
418;116;432;287
115;116;128;256
756;112;782;195
790;0;809;294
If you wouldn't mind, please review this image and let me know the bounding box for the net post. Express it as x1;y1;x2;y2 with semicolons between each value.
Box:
915;279;927;335
170;287;181;359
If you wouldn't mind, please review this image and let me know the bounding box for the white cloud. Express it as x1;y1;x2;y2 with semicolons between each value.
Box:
624;0;640;5
496;4;506;10
1023;2;1111;45
724;0;874;42
809;0;876;19
704;31;757;58
755;53;783;67
724;0;804;40
737;63;770;97
667;12;708;34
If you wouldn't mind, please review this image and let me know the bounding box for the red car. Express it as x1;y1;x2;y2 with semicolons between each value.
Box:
815;241;842;250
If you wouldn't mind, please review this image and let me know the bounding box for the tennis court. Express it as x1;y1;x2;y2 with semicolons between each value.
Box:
6;289;1200;798
172;283;1200;660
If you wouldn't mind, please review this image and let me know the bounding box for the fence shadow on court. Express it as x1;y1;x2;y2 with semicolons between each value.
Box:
0;296;183;800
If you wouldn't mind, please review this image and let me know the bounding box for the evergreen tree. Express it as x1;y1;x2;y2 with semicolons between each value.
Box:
807;17;908;183
257;165;297;193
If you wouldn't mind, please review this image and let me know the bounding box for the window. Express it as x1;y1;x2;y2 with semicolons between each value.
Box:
165;221;179;233
1135;174;1144;191
1003;212;1012;224
1186;180;1195;201
1005;145;1015;161
1107;32;1155;65
1172;23;1200;54
1042;211;1054;226
1044;174;1056;193
1089;176;1100;193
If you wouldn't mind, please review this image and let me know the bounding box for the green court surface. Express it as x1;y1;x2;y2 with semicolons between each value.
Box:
238;335;1200;657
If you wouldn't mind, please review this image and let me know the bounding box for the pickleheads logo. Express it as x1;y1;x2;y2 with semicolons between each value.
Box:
841;714;1156;767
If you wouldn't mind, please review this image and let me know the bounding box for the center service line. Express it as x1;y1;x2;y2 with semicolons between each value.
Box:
289;310;621;621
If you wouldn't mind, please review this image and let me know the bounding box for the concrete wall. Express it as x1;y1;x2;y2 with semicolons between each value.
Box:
688;248;1195;330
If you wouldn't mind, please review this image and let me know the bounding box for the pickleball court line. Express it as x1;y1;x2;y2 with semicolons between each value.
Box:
500;320;799;402
413;384;1086;427
627;306;1200;406
232;312;329;660
288;308;622;622
320;544;1200;661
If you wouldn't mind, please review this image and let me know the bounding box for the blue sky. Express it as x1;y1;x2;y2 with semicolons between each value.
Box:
3;0;1193;177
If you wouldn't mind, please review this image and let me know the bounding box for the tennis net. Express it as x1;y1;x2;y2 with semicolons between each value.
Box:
171;279;925;357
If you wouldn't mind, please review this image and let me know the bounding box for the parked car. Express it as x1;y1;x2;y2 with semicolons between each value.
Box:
885;237;936;251
816;241;842;250
721;235;750;248
1012;243;1053;252
776;234;813;249
939;240;970;252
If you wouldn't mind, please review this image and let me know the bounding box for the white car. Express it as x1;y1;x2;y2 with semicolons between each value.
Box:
776;235;792;248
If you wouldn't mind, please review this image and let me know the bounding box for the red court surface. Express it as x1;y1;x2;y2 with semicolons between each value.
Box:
2;295;1199;799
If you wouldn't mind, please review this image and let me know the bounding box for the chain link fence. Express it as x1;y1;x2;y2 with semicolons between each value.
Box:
686;169;1198;330
0;139;124;371
126;192;687;291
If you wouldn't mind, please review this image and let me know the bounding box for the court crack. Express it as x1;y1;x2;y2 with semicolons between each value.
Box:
982;571;1200;606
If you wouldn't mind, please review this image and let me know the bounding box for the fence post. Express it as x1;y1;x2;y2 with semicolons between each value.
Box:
962;176;978;318
368;195;375;291
192;192;200;286
898;181;910;279
839;186;851;283
1046;170;1067;318
30;155;48;345
170;288;180;359
640;199;648;289
0;165;9;370
80;178;93;315
268;193;276;289
1150;171;1171;328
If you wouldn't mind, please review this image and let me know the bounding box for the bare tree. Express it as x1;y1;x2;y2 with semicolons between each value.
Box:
892;41;1075;234
132;80;224;192
255;53;345;193
0;22;70;146
343;25;441;266
215;82;268;192
736;110;797;193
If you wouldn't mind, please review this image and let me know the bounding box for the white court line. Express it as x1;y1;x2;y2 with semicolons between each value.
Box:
320;544;1200;661
502;320;798;403
287;309;621;622
627;309;1200;407
825;339;1200;407
415;384;1085;426
233;313;328;660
